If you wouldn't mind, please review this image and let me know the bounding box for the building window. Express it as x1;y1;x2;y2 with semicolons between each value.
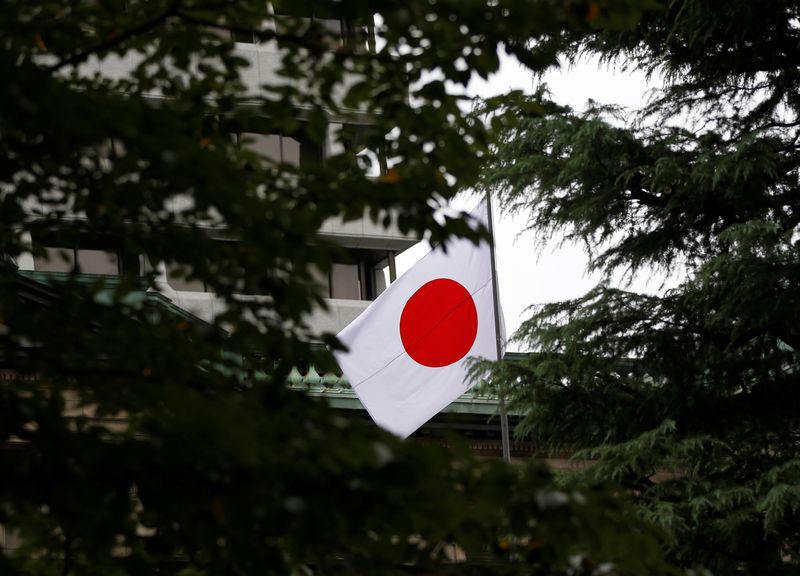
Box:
163;240;393;301
77;249;120;275
330;263;360;299
32;236;139;276
271;1;370;52
204;21;261;44
37;246;75;273
314;249;394;301
272;1;340;37
238;131;321;167
231;28;259;44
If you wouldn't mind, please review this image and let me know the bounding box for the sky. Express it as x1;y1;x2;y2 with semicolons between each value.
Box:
396;54;671;351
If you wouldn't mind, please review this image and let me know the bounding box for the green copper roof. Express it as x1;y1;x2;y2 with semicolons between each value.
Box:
286;363;506;415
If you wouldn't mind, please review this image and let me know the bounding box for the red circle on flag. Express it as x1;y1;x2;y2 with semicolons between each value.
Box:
400;278;478;367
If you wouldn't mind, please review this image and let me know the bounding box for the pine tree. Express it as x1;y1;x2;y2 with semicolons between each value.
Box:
481;1;800;574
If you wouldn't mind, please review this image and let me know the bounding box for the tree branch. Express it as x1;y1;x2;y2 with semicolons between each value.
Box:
48;3;180;73
628;187;667;207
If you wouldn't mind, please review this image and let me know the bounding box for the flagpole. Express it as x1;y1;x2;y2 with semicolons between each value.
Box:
484;192;511;463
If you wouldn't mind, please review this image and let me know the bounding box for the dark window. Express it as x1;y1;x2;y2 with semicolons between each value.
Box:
238;131;321;167
312;249;394;301
36;246;75;273
232;29;258;44
272;0;370;52
32;235;139;276
330;263;360;299
206;20;258;44
164;242;393;300
272;2;338;28
77;248;119;275
308;264;331;297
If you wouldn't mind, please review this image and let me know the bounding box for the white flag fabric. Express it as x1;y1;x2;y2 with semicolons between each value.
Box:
333;199;504;438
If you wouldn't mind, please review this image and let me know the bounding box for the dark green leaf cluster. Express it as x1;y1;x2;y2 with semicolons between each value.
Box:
481;1;800;574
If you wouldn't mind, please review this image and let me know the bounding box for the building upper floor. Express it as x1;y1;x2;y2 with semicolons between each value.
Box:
82;1;378;113
16;2;418;335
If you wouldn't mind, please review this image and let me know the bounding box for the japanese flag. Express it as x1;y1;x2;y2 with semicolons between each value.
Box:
333;199;504;438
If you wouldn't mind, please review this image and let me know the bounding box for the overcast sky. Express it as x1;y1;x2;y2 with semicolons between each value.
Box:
396;54;670;351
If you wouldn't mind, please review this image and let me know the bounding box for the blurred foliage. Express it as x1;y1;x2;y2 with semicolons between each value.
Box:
0;1;674;575
480;0;800;574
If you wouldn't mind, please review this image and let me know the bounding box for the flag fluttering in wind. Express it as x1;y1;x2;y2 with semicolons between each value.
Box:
334;200;504;438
